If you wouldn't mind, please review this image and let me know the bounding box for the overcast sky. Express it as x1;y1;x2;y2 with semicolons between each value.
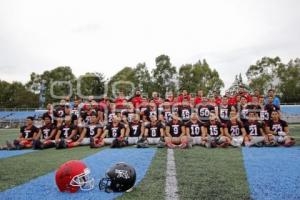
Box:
0;0;299;90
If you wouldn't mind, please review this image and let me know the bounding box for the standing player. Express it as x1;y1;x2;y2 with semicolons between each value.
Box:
265;110;295;147
203;114;230;148
3;116;39;150
217;96;236;124
32;115;57;149
185;113;205;146
165;114;188;149
224;111;247;147
244;112;267;147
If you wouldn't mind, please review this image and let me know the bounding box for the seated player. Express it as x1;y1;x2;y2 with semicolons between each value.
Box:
103;116;126;148
244;112;267;147
224;110;247;147
144;115;165;146
3;116;39;150
203;114;230;148
76;114;104;148
55;115;78;149
32;115;57;149
185;113;205;146
265;110;295;147
165;113;188;149
126;114;143;145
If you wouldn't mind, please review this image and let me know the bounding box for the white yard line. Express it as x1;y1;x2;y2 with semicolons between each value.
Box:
165;148;179;200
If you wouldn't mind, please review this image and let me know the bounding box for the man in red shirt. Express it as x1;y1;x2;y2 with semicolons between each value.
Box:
131;90;143;108
178;89;191;103
194;90;203;106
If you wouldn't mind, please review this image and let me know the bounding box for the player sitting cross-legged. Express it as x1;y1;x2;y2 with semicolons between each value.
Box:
224;110;247;147
144;115;165;147
265;110;295;147
185;113;205;147
55;115;79;149
165;113;189;149
76;114;104;148
2;116;39;150
203;114;230;148
32;115;57;149
103;116;127;148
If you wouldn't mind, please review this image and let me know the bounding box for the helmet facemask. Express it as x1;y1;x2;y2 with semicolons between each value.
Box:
70;168;95;191
98;176;113;193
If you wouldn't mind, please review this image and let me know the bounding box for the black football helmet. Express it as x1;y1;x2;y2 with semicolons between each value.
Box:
99;162;136;192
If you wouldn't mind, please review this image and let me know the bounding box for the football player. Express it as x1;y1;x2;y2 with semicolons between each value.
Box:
224;110;247;147
217;96;236;124
244;112;267;147
144;115;165;145
32;115;57;149
165;113;188;149
203;114;230;148
159;100;173;125
55;115;78;149
75;114;104;148
126;114;143;145
265;110;295;147
178;98;192;124
4;116;39;150
185;113;205;146
197;97;217;123
103;116;126;148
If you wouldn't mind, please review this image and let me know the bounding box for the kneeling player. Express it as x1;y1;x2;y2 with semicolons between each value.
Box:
185;113;205;146
3;116;39;150
32;115;57;149
103;116;126;148
244;112;267;147
203;114;230;148
224;111;247;147
55;115;78;149
165;114;188;149
76;114;104;148
144;115;165;146
265;110;295;147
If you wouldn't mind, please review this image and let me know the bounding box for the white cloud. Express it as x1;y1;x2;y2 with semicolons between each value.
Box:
0;0;299;91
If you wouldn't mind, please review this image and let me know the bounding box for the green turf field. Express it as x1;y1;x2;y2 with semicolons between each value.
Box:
0;125;299;199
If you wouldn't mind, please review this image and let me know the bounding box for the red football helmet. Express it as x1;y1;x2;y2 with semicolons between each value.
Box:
55;160;94;193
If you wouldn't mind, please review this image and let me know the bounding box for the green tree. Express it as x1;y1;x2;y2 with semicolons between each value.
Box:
277;58;300;103
77;72;106;98
0;80;39;108
152;55;177;98
26;66;76;104
246;57;284;93
133;63;153;97
178;60;224;96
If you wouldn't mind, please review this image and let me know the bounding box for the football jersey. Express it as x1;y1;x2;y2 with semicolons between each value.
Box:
178;106;192;122
54;106;65;118
185;121;203;137
40;124;56;140
206;121;223;137
266;120;288;135
167;121;184;137
59;124;77;139
225;121;244;137
129;122;142;137
20;125;39;139
106;123;125;138
198;104;215;122
264;104;280;116
85;124;102;138
244;121;263;136
161;110;173;123
145;122;164;138
218;105;236;123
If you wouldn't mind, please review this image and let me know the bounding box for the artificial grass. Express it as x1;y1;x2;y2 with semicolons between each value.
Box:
118;149;167;200
174;147;251;200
